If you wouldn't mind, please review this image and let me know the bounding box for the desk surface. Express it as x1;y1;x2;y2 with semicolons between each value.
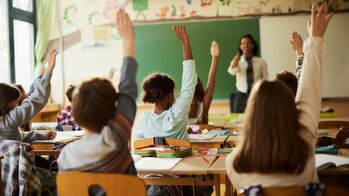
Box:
190;135;229;144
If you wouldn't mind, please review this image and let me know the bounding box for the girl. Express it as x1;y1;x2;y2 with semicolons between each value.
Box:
187;41;219;125
226;1;333;191
135;25;197;140
0;49;57;142
227;34;269;113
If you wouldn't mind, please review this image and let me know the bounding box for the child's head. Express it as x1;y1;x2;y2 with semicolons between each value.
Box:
275;70;298;97
66;85;76;102
233;80;308;174
72;78;117;132
238;34;259;56
0;83;21;116
142;73;175;109
14;84;28;104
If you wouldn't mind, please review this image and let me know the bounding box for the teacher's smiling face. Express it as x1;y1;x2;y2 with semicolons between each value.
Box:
240;37;254;56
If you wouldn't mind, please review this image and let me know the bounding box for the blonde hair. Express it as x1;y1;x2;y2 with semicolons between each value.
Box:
233;80;309;174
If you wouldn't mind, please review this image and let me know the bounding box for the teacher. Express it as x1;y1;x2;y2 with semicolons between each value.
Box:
227;34;269;113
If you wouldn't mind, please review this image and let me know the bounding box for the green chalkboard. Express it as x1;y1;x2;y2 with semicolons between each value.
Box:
134;18;260;100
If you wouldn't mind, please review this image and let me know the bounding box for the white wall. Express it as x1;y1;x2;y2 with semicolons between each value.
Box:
260;12;349;98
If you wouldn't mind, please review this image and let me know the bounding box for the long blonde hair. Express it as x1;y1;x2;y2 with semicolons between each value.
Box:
233;80;309;174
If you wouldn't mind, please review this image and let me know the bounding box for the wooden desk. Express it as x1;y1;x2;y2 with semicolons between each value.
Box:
136;156;225;196
32;103;61;122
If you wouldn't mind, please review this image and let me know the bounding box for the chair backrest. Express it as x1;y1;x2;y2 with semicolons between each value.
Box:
134;138;191;149
238;185;349;196
318;120;349;129
335;126;349;148
57;172;146;196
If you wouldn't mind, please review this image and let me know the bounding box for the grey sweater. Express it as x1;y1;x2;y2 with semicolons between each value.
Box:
0;71;52;142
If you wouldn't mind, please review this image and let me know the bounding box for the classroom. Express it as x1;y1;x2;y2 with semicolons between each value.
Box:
1;0;349;195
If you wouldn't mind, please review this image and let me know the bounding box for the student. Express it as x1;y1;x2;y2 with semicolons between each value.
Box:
135;25;197;140
136;25;212;196
275;70;298;97
227;34;269;113
0;49;57;142
56;85;81;131
57;10;138;175
187;41;219;125
14;63;47;132
226;1;333;191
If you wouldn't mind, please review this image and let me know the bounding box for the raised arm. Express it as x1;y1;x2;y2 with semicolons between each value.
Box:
170;25;197;117
227;52;241;75
114;9;138;123
202;41;219;124
296;0;333;143
291;31;304;79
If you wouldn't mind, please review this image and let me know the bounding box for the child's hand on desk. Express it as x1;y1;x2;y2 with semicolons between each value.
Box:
44;130;57;140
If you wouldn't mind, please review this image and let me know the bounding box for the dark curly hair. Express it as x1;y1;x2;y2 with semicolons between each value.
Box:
141;73;175;104
275;70;298;97
0;83;20;116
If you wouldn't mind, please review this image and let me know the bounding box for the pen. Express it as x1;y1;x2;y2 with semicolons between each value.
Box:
201;156;210;164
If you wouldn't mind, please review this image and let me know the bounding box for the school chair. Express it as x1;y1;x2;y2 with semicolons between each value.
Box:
134;137;191;149
56;172;146;196
335;126;349;148
238;185;349;196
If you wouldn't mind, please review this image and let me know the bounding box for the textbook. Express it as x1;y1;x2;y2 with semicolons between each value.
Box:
189;133;217;140
135;157;182;171
134;145;192;158
195;148;234;157
315;154;349;171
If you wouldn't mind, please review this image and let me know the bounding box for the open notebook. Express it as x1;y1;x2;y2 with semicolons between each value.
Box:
189;133;217;140
32;131;85;143
316;154;349;171
135;157;182;171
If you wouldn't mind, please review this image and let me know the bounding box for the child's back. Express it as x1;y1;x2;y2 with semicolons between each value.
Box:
135;26;197;140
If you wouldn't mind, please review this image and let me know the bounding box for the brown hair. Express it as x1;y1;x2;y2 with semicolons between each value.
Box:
72;78;117;132
0;83;20;116
188;77;205;118
66;85;76;102
275;70;298;97
233;80;309;175
141;73;175;104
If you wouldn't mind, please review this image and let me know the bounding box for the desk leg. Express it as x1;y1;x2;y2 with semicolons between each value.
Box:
225;174;232;196
214;174;220;196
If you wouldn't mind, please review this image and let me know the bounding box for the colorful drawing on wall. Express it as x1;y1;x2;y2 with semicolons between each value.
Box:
201;0;212;7
171;5;177;16
87;12;101;25
82;25;112;48
63;4;78;26
104;0;130;21
156;6;170;17
133;0;148;21
219;0;231;6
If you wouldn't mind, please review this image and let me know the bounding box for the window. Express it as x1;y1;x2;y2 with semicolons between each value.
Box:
7;0;36;88
0;1;10;82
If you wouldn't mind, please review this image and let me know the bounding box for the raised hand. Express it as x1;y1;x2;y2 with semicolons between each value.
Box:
116;9;135;57
47;49;58;72
210;41;219;57
116;9;134;43
308;0;334;37
172;25;189;44
108;68;117;80
290;31;304;56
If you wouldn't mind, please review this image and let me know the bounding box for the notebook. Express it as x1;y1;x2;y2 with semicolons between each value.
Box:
315;154;349;171
135;157;182;171
195;148;234;157
189;133;217;140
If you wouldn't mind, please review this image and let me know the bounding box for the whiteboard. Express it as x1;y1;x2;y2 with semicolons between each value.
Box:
260;13;349;98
